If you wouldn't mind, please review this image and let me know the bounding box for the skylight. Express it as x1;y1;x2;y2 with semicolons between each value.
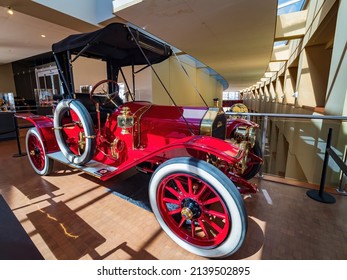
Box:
275;0;306;47
277;0;306;15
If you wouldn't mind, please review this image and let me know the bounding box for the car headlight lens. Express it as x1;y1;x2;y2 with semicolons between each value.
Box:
234;126;257;148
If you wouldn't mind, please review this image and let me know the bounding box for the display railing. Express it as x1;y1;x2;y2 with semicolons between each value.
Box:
226;112;347;194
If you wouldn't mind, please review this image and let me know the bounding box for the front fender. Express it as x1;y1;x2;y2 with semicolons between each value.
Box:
15;113;58;153
176;136;259;193
141;135;258;194
140;135;245;166
182;135;245;163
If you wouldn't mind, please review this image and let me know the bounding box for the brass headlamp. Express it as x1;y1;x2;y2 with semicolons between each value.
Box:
117;107;134;134
234;126;257;148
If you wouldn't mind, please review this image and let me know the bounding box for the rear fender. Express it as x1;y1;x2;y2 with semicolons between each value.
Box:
15;113;58;153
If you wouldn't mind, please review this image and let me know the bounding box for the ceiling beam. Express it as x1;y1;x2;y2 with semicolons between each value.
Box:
275;10;307;41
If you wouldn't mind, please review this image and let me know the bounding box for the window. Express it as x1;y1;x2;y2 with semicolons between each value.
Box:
223;91;240;100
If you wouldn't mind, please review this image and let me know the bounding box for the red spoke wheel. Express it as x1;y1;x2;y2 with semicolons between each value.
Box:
26;128;53;176
149;157;247;258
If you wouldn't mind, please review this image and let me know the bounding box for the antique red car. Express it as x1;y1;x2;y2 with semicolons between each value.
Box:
18;23;262;258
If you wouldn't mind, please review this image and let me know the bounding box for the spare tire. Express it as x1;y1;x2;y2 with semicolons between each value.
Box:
54;99;95;165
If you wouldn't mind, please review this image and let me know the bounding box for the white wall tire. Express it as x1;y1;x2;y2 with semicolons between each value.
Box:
149;157;247;258
54;99;95;165
26;128;53;176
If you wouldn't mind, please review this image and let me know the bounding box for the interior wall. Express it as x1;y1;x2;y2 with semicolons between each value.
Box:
119;66;152;102
276;76;285;103
67;55;222;106
296;45;332;108
71;54;223;106
11;52;56;100
152;56;223;106
284;66;297;105
269;81;276;100
72;56;107;93
0;64;16;95
325;0;347;116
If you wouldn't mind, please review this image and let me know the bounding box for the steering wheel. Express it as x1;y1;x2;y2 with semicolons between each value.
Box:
90;79;120;107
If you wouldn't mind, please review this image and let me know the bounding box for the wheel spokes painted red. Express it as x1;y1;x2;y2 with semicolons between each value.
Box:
188;176;193;195
167;208;182;216
196;184;208;199
164;184;181;199
157;173;231;247
198;219;212;240
190;220;196;238
173;178;188;196
204;209;227;219
163;197;180;205
202;196;220;206
201;215;223;233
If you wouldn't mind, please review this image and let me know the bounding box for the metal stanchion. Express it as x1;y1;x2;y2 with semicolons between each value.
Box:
337;145;347;194
12;115;27;158
306;128;336;204
257;115;268;178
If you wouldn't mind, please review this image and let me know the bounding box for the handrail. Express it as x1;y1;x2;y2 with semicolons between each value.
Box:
225;112;347;120
225;111;347;194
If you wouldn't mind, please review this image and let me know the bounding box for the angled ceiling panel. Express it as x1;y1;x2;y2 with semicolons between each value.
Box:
115;0;278;90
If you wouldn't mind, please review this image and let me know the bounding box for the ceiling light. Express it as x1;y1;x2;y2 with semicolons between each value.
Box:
7;7;14;15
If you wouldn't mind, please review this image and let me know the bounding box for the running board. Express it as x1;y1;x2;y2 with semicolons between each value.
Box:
48;151;117;179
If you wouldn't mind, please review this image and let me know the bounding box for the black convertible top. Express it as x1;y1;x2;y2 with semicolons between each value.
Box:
52;22;172;66
52;23;172;97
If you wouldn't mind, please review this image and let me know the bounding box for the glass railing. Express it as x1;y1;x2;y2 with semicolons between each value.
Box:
225;110;347;193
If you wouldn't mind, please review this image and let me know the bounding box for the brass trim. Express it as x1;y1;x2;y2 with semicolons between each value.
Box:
181;207;194;220
84;135;96;139
132;104;152;148
117;106;134;135
200;107;225;136
110;137;120;159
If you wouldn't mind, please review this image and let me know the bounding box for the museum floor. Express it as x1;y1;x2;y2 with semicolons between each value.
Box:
1;135;347;260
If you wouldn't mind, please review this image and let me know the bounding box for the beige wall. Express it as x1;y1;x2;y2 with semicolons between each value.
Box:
0;63;16;95
71;54;224;105
72;56;107;93
297;45;332;108
325;0;347;116
118;66;152;102
153;56;223;106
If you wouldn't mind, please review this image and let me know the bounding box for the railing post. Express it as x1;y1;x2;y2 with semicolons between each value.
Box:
306;128;336;204
258;115;268;178
12;115;27;158
337;145;347;194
